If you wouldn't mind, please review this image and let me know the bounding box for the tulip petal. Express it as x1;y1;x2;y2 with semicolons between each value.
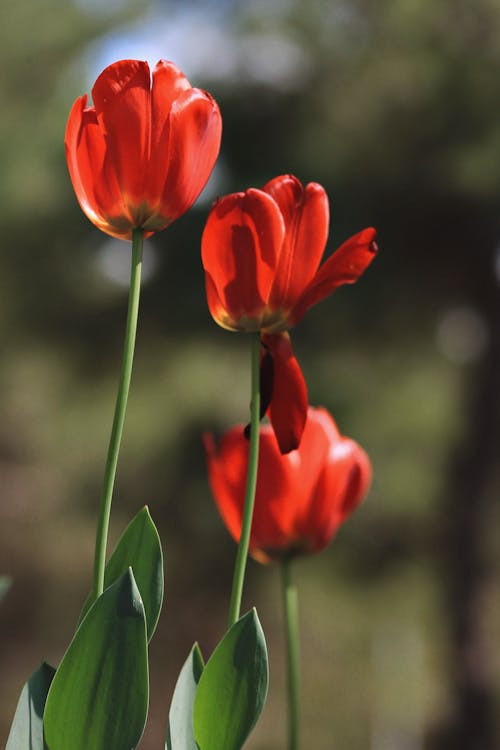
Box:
65;96;104;226
150;60;191;152
289;227;378;326
204;271;231;330
65;96;131;239
92;60;152;214
307;437;371;551
202;190;285;329
249;432;301;559
261;332;308;454
336;439;372;524
147;60;193;206
292;408;340;501
204;431;248;544
204;428;299;563
264;175;329;311
283;408;335;531
156;89;222;224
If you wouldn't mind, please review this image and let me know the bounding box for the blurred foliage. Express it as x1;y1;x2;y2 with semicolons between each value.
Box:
0;0;499;749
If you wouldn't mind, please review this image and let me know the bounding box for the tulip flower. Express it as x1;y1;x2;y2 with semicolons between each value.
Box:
66;59;222;240
202;174;377;452
204;407;372;563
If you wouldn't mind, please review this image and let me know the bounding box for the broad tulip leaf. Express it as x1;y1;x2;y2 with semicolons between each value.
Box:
6;662;55;750
166;643;204;750
193;609;269;750
44;569;149;750
80;506;163;640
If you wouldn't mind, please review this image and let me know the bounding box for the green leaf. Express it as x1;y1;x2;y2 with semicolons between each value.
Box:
80;506;163;640
166;643;204;750
6;662;55;750
0;575;11;603
44;569;149;750
193;609;269;750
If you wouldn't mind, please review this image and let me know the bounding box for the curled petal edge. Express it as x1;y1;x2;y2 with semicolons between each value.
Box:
289;227;378;326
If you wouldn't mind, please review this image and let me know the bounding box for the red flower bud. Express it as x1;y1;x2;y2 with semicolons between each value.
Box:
65;59;222;240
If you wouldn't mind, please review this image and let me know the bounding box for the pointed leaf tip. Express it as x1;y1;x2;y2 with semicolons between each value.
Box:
43;570;149;750
6;662;55;750
79;506;164;640
193;609;269;750
117;566;144;619
166;643;205;750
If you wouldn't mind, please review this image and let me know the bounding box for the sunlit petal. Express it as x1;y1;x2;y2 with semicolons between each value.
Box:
157;89;222;223
264;175;329;310
92;60;152;212
202;190;285;327
290;227;378;326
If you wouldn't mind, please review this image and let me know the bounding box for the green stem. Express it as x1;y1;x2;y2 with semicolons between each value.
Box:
282;558;300;750
91;229;143;603
227;331;261;628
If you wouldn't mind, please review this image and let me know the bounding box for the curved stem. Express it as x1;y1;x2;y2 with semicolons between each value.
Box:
91;229;143;603
227;332;261;628
282;558;300;750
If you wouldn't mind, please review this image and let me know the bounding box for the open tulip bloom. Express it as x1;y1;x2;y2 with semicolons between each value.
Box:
202;174;377;453
66;59;222;240
205;407;372;563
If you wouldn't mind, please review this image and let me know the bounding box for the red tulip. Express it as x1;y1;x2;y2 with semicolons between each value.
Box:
65;59;222;240
204;407;371;563
202;174;377;453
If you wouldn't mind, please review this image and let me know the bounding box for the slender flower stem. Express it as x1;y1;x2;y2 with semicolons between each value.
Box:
282;558;300;750
91;229;143;603
227;331;261;628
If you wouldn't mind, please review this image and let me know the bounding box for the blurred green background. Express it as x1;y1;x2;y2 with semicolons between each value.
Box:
0;0;499;748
